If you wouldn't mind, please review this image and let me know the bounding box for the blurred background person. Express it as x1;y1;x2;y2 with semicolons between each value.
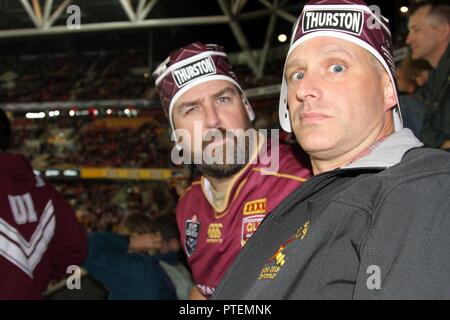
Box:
406;1;450;150
83;212;192;300
397;56;433;136
0;108;87;299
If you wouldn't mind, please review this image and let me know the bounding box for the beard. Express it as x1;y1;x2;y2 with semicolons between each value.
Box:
195;126;254;179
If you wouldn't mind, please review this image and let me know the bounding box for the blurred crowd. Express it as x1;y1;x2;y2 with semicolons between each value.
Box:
0;51;152;102
56;182;178;234
9;114;173;168
0;50;284;103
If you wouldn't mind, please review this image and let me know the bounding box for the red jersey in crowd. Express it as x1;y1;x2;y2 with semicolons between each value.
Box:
0;154;87;299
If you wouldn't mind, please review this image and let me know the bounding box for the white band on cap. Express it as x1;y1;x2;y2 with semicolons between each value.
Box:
155;51;228;87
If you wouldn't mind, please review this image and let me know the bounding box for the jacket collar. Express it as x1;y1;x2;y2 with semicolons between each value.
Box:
342;128;423;169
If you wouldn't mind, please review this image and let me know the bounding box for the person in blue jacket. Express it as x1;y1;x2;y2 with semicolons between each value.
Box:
84;213;192;300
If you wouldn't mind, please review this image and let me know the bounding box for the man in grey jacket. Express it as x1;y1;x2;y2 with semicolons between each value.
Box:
213;0;450;299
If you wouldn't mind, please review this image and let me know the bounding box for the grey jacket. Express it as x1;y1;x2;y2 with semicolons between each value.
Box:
213;129;450;299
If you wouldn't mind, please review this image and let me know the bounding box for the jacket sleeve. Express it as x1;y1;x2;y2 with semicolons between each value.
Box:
82;232;132;291
354;175;450;299
49;186;88;281
83;232;168;292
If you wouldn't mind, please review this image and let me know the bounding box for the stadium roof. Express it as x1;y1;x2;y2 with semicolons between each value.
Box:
0;1;405;75
0;0;310;75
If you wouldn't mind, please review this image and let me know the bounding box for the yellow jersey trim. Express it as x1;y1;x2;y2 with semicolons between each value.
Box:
252;168;308;183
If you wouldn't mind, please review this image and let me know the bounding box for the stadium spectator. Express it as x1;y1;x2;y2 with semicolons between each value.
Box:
83;213;192;300
406;2;450;150
397;57;433;136
0;108;87;299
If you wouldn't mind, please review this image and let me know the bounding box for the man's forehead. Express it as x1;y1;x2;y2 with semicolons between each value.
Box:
287;39;361;64
174;81;237;107
409;5;432;25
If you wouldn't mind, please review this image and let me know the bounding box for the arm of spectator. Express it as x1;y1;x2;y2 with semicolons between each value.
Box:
189;285;207;300
83;232;167;293
83;232;137;292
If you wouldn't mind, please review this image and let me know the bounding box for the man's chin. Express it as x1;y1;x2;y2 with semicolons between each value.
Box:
197;163;246;179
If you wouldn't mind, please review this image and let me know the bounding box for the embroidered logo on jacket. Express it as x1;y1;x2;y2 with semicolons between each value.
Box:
258;221;310;280
185;215;200;257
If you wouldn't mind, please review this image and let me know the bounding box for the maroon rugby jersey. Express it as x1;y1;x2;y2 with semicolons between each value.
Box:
176;138;311;297
0;154;87;299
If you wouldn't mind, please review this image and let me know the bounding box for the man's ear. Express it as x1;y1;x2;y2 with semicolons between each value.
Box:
382;73;397;111
435;22;450;43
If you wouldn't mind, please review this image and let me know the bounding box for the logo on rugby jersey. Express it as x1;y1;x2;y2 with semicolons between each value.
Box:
185;215;200;257
172;56;217;88
302;9;364;36
207;223;223;244
243;198;267;216
241;215;265;247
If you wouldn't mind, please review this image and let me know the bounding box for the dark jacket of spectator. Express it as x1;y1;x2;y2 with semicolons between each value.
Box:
419;44;450;148
399;94;427;137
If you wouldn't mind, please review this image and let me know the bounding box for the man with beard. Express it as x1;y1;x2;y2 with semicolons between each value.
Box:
153;42;311;299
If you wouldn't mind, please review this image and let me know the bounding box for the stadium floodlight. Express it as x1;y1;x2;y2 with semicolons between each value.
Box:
277;34;287;43
26;112;46;119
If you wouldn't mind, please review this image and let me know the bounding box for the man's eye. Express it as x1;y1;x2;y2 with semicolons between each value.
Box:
290;71;305;81
218;96;231;103
184;106;196;115
329;64;346;73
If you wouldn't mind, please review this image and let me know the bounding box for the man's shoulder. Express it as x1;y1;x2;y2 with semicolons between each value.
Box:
176;180;207;215
335;148;450;211
254;141;311;182
179;180;202;200
393;147;450;175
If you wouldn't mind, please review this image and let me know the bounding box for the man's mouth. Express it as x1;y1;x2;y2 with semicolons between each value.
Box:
300;112;331;123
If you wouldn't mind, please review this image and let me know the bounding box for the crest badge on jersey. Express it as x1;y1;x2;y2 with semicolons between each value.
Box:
241;214;265;246
185;215;201;257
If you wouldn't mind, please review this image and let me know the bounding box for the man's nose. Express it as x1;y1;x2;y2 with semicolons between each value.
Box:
406;32;413;45
294;72;323;105
204;104;220;128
